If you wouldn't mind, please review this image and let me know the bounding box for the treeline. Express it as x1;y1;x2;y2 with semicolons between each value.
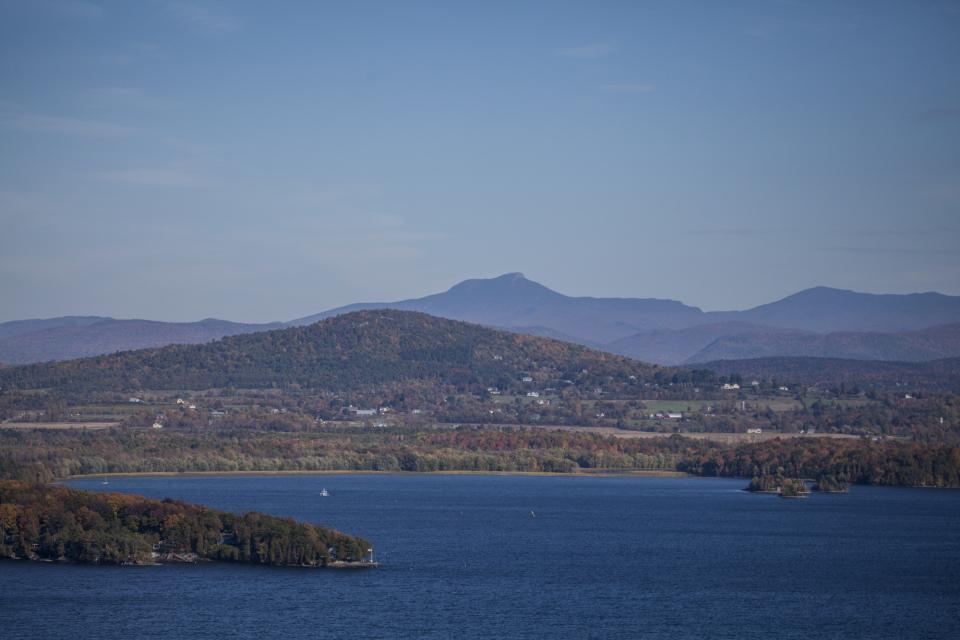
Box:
2;425;959;488
680;437;960;487
0;481;370;566
0;426;686;479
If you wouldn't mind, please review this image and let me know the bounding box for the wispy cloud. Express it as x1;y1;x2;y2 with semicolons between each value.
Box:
0;112;138;136
917;107;960;123
94;43;165;68
95;168;208;187
83;86;179;110
0;190;65;223
601;83;656;95
852;225;960;237
37;0;104;20
686;227;791;237
166;1;240;35
820;246;957;256
557;43;615;60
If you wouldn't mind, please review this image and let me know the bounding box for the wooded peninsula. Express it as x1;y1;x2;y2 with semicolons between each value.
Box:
0;480;371;567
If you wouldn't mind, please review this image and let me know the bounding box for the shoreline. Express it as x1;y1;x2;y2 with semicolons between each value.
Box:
65;468;690;481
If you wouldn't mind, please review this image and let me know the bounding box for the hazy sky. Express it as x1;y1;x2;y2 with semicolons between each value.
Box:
2;0;959;322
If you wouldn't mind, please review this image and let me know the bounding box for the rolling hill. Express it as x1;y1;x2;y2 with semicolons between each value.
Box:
716;286;960;333
606;322;811;365
0;316;110;340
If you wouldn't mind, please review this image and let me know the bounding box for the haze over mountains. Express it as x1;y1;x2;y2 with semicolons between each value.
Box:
0;318;283;364
3;273;960;365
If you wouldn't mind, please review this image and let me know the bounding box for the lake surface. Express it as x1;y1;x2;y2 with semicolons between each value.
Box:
3;474;960;639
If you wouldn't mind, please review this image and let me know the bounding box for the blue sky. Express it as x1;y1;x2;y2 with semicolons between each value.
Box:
1;0;959;322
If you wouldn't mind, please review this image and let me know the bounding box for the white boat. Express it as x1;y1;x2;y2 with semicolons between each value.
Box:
319;488;329;497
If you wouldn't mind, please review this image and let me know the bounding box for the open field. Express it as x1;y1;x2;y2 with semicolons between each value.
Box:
562;427;865;443
641;398;807;413
0;421;120;430
437;422;867;443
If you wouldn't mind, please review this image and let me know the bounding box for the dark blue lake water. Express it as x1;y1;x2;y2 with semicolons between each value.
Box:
3;474;960;639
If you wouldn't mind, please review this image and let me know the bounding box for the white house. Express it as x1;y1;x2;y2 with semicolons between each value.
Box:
746;428;762;434
526;391;540;398
521;376;533;383
721;383;740;390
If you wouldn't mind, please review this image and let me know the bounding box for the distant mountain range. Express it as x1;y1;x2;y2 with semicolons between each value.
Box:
684;322;960;364
288;273;960;364
3;272;960;365
0;318;282;364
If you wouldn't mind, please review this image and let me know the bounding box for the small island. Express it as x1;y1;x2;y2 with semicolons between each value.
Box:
0;481;374;568
778;478;809;498
745;475;809;498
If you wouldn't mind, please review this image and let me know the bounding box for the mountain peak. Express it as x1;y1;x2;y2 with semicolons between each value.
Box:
445;272;553;296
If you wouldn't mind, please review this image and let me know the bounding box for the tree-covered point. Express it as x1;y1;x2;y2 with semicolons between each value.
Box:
0;481;370;567
0;310;668;394
812;475;849;492
682;436;960;488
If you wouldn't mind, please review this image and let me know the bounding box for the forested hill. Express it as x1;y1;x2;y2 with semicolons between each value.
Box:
0;310;667;393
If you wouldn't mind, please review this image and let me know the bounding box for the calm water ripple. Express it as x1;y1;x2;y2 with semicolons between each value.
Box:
3;474;960;639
